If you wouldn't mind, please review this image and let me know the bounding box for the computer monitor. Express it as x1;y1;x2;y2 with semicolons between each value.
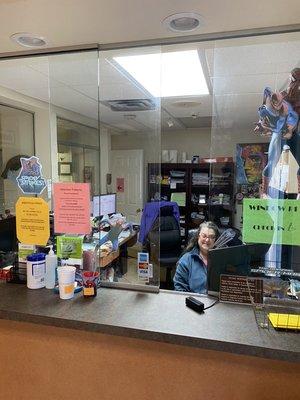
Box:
207;243;270;294
207;244;251;294
92;193;116;218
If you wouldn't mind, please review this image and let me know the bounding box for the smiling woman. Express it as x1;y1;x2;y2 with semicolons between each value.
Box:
173;221;219;293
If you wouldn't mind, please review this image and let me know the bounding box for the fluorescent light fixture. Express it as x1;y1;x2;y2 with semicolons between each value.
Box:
113;50;209;97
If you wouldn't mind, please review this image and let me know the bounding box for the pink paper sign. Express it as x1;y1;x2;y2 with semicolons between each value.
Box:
53;183;91;234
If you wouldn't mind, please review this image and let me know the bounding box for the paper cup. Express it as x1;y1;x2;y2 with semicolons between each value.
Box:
57;266;76;300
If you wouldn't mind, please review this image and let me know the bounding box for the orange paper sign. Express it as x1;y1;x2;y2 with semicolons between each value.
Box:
53;183;91;234
16;197;50;246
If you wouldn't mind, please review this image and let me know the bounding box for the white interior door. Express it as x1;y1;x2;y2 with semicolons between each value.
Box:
111;149;144;223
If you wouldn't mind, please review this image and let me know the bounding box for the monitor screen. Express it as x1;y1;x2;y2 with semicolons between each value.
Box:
207;244;252;294
207;243;270;294
93;193;116;218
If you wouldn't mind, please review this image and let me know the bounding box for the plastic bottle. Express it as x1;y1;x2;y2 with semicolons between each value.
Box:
27;253;46;289
45;245;57;289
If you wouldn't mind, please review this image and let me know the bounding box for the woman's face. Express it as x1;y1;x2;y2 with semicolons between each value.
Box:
198;227;216;254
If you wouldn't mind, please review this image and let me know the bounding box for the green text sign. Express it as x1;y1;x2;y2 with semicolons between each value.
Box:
243;199;300;245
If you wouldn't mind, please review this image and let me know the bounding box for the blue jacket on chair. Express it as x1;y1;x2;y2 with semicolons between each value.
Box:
173;247;207;294
138;201;180;245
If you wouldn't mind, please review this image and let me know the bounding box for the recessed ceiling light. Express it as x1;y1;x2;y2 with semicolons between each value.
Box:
162;12;204;32
10;32;47;48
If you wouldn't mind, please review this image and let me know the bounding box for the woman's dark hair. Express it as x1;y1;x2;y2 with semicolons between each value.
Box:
185;221;219;253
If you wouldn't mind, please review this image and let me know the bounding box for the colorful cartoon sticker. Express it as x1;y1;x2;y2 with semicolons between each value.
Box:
16;156;46;195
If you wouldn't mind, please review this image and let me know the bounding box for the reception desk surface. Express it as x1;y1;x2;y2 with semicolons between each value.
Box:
0;283;298;363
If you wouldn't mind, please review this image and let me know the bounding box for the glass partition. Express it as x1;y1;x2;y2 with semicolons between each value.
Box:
99;46;161;289
57;118;100;195
1;30;299;297
47;50;100;288
0;104;34;214
0;55;52;275
207;32;300;301
157;33;300;295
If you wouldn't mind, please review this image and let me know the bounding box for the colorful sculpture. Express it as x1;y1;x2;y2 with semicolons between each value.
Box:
254;68;300;197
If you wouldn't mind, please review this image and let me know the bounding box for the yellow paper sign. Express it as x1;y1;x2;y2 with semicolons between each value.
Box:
16;197;50;246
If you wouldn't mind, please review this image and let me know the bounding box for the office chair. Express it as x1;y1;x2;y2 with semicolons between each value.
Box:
147;205;182;289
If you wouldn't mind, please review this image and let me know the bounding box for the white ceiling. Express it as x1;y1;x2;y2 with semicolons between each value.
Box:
0;1;299;134
0;34;299;134
0;0;299;53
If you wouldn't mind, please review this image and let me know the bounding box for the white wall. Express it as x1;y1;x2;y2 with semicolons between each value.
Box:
162;128;211;160
111;127;269;160
111;131;160;200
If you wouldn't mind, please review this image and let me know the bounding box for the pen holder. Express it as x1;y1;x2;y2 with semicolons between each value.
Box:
82;271;100;298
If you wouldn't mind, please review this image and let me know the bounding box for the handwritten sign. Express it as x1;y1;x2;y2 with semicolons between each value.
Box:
243;199;300;245
16;197;49;246
53;183;91;234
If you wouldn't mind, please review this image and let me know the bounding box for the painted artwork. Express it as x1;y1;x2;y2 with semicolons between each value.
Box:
236;143;268;201
236;143;268;185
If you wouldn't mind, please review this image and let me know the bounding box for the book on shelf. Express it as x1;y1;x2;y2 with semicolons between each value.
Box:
170;170;185;178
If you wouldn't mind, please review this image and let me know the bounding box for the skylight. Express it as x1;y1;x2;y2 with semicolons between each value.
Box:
113;50;209;97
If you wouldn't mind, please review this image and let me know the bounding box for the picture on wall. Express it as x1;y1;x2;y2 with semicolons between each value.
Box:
236;143;268;201
58;162;72;175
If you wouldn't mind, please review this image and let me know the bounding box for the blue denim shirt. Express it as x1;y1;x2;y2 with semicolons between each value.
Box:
173;247;207;294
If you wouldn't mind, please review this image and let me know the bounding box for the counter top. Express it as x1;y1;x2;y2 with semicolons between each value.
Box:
0;283;299;362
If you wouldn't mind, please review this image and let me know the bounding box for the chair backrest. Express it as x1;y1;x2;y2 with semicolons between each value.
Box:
148;206;181;260
0;217;17;252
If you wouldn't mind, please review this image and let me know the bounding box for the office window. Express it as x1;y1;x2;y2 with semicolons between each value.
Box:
0;104;34;214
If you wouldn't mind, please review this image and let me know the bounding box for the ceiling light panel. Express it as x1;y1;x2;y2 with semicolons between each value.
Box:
114;50;209;98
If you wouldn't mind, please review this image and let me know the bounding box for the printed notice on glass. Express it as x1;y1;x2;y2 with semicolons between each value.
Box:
53;183;91;234
16;197;50;246
219;275;263;305
243;199;300;245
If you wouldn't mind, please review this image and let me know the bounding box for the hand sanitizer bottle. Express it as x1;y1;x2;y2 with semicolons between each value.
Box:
45;245;57;289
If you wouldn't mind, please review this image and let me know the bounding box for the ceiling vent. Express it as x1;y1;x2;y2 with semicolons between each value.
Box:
101;99;157;112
